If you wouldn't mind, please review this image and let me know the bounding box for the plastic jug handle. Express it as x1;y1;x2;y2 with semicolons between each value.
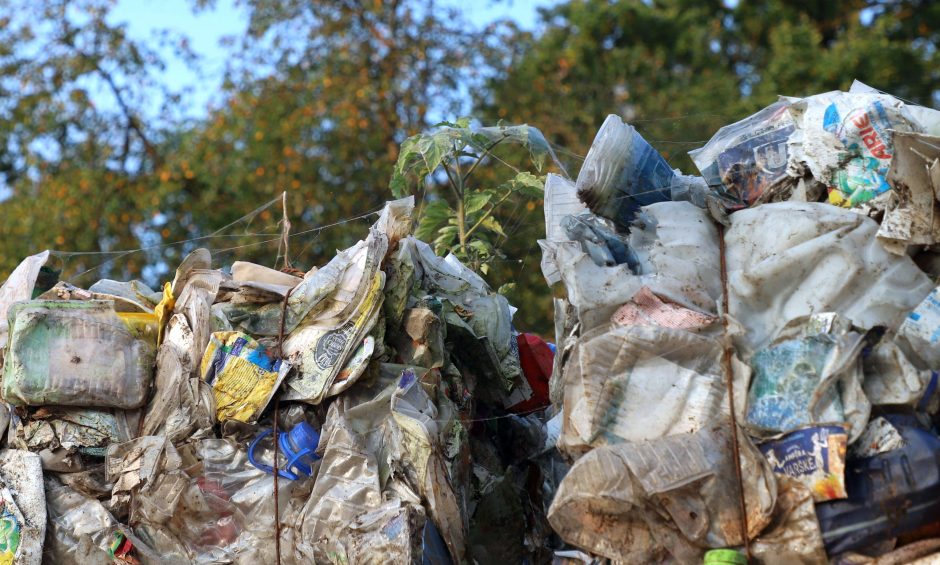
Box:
248;429;275;474
284;447;318;478
249;429;305;480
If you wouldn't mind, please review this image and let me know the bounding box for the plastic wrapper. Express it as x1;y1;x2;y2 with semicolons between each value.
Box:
862;340;939;412
724;202;933;355
689;99;797;209
390;369;466;563
200;331;290;424
281;271;384;403
0;251;49;352
610;286;717;329
787;91;920;209
878;131;940;253
758;425;848;502
561;213;638;269
14;407;135;472
897;283;940;371
105;436;184;517
575;114;677;230
141;312;216;442
849;416;905;459
389;308;444;369
540;173;589;285
44;478;122;563
0;450;46;565
745;315;869;440
547;426;776;562
400;238;522;394
87;279;162;310
508;333;553;414
3;300;156;409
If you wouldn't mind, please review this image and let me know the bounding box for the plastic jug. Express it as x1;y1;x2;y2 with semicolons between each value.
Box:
248;421;321;480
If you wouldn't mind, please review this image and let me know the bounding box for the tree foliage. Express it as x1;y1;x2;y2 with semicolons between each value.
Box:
390;117;557;273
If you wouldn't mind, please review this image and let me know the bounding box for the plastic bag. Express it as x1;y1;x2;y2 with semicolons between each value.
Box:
787;91;920;209
548;426;776;562
575;114;676;230
758;425;848;502
200;331;290;424
724;202;933;355
689;99;796;209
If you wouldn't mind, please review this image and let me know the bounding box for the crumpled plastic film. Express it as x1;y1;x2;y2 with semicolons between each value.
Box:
548;426;776;562
724;202;933;355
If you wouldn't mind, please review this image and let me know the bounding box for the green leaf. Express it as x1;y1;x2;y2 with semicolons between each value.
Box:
455;116;472;128
497;282;516;295
415;200;453;241
510;171;544;197
389;173;409;199
468;238;491;257
464;191;492;215
480;216;506;238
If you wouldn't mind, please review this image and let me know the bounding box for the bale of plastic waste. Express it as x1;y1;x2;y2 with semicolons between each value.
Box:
3;300;156;409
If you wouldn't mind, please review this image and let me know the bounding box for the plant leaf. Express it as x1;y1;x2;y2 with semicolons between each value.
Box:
464;191;492;215
510;171;544;197
480;216;507;238
415;199;452;241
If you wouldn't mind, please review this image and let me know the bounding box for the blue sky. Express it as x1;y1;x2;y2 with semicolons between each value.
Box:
109;0;561;117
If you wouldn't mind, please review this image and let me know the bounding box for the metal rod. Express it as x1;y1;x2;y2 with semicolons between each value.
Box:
718;223;751;560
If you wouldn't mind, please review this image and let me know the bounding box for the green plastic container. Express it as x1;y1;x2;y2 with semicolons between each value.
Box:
704;549;747;565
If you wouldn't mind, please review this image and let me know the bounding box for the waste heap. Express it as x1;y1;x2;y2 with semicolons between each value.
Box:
0;197;561;563
541;80;940;563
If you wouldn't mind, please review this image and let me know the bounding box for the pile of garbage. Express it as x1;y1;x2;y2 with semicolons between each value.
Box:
540;80;940;563
2;79;940;565
0;197;562;563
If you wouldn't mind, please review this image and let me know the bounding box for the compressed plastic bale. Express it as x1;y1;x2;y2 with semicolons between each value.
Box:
551;201;720;331
724;202;934;355
2;300;156;409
